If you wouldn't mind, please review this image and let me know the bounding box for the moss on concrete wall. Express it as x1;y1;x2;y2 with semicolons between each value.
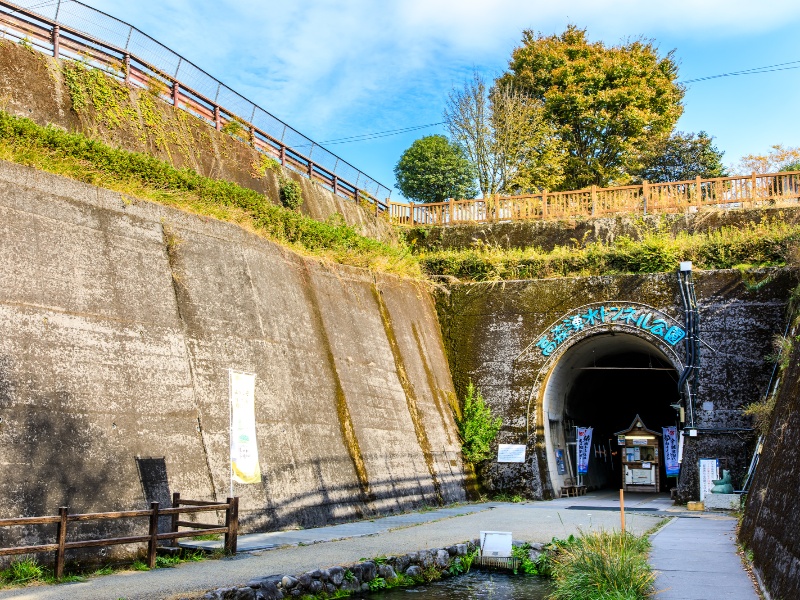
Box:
0;161;465;553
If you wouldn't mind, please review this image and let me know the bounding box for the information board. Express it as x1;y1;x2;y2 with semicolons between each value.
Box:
497;444;526;463
699;458;719;501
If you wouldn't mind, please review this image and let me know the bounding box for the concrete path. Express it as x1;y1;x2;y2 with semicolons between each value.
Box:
650;516;758;599
0;493;663;600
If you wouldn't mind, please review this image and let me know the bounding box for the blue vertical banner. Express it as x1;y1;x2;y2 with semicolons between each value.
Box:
662;427;680;477
576;427;593;474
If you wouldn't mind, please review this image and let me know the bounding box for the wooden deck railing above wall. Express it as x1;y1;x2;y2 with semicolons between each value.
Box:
0;0;390;213
389;171;800;226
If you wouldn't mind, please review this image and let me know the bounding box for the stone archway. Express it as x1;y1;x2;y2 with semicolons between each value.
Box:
517;301;687;496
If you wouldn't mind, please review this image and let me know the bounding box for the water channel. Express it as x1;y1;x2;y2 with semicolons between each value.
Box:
352;571;551;600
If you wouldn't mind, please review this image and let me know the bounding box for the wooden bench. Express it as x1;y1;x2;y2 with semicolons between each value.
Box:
560;479;587;497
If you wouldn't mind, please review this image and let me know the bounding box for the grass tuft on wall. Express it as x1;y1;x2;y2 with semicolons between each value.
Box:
0;111;420;278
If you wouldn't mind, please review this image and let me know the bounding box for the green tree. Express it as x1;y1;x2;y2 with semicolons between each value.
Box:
501;25;684;190
394;135;477;203
634;131;726;182
444;71;564;196
457;382;502;464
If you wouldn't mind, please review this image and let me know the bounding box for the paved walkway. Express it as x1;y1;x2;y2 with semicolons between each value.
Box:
650;516;758;599
0;491;759;600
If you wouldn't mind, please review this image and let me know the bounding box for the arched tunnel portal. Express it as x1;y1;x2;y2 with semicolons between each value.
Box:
540;332;682;493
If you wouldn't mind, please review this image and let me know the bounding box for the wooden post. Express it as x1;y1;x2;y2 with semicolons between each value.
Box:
642;180;649;215
542;190;548;219
170;492;181;548
591;185;597;216
619;489;626;533
332;176;338;196
354;188;359;204
449;197;455;224
55;507;68;579
751;172;757;206
172;81;180;107
214;106;221;131
280;145;286;166
51;25;60;59
307;161;314;180
224;497;239;555
696;175;702;207
123;53;131;84
410;203;415;226
147;502;159;569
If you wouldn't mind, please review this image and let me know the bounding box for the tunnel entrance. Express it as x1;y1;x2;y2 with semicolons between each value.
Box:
541;332;681;494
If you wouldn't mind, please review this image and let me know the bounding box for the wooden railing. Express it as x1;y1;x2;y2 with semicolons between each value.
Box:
0;0;390;212
389;171;800;226
0;493;238;579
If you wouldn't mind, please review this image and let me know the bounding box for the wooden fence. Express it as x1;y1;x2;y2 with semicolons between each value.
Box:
389;171;800;226
0;493;238;579
0;0;390;212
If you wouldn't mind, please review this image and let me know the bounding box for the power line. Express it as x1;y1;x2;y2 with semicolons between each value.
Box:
680;60;800;84
320;122;444;145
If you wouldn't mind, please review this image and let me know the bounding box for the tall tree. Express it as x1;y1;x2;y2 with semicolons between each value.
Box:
394;135;477;203
501;25;684;190
634;131;726;182
737;144;800;174
444;71;564;197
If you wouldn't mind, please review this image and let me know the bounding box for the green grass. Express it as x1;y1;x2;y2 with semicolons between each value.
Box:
547;530;655;600
0;111;420;278
418;218;800;281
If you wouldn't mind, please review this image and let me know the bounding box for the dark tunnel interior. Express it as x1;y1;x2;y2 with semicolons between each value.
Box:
547;333;681;492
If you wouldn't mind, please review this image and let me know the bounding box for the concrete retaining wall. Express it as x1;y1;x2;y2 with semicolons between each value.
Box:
0;160;465;551
0;40;394;242
739;296;800;600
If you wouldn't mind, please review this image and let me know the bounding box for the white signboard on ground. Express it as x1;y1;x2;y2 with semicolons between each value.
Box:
497;444;526;463
699;458;719;501
480;531;512;558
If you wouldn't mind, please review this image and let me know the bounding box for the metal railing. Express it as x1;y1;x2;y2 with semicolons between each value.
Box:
0;0;390;211
389;171;800;226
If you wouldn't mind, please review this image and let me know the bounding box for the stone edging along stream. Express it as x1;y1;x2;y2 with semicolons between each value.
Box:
190;542;485;599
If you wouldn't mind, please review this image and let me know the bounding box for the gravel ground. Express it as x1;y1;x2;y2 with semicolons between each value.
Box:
0;493;664;600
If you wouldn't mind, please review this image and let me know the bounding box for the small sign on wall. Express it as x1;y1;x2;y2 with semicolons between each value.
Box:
497;444;526;463
699;458;719;501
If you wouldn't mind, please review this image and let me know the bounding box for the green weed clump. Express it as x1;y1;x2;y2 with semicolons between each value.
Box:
418;219;800;281
456;382;502;464
0;111;419;278
548;530;655;600
0;557;46;585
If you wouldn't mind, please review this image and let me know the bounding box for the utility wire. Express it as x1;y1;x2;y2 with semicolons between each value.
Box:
320;122;444;145
680;59;800;84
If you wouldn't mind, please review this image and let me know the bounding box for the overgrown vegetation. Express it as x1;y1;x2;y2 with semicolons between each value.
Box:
548;530;655;600
0;111;418;277
743;282;800;435
456;382;502;464
0;549;210;588
418;218;800;281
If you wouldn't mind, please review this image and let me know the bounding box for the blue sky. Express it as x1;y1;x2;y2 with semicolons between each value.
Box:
66;1;800;199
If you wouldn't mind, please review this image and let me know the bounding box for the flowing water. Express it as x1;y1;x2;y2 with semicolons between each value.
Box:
352;571;551;600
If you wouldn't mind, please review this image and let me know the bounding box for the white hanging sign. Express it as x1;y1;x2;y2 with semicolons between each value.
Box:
229;369;261;485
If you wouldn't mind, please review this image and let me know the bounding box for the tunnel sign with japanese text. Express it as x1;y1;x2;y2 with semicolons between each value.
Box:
535;304;686;358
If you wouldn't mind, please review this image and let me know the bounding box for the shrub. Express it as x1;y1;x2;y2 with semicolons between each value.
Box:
549;530;655;600
279;178;303;211
456;382;502;464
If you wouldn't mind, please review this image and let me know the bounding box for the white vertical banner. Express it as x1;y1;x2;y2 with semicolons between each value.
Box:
229;369;261;486
576;427;593;474
699;458;719;501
